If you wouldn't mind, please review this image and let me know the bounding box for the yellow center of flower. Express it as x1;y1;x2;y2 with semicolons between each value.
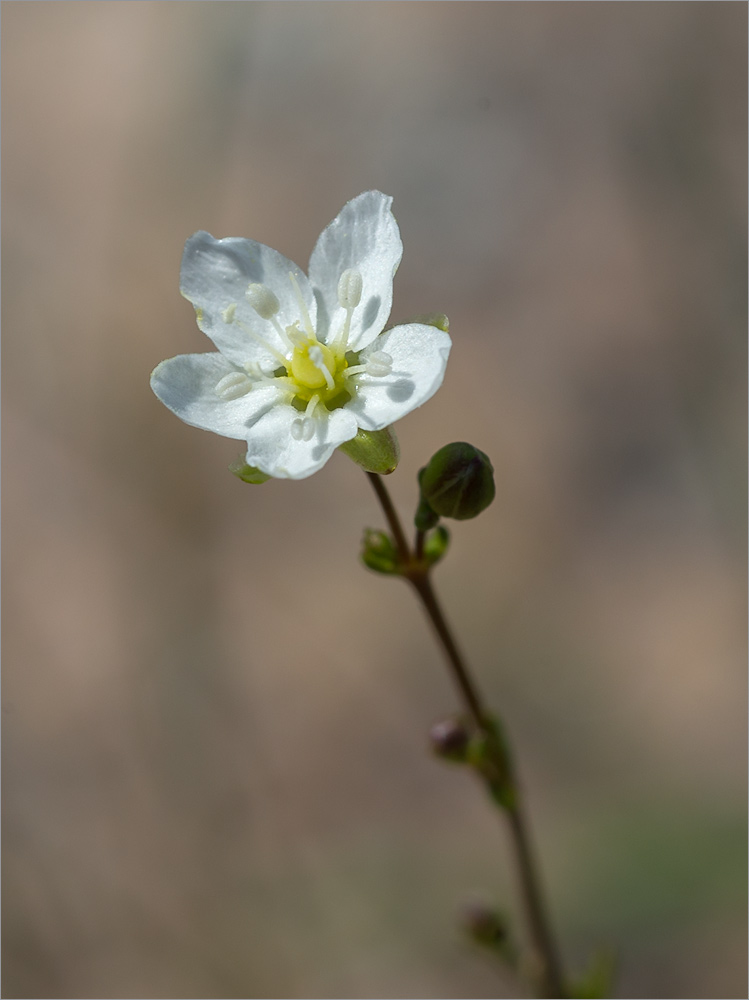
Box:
290;342;338;391
215;268;393;441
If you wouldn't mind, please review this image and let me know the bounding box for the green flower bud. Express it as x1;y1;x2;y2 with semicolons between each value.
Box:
361;528;400;574
423;525;450;567
419;442;495;520
229;458;272;484
338;426;400;475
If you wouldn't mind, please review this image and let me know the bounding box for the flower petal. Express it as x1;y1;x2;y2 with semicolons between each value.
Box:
308;191;403;352
151;353;280;438
180;231;316;366
344;323;451;431
245;405;359;480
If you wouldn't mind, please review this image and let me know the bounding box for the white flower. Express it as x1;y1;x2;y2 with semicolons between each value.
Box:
151;191;451;479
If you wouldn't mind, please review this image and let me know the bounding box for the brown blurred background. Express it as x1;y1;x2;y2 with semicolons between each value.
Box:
2;3;746;998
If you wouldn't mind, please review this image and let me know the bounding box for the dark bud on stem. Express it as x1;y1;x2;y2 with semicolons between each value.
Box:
429;717;470;761
419;443;495;520
462;901;510;949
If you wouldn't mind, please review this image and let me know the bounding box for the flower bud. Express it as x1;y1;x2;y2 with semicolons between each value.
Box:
429;717;470;761
361;528;400;574
461;901;509;948
338;426;400;475
419;443;495;520
423;524;450;567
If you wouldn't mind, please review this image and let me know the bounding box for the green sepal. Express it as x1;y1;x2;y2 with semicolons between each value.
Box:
229;458;272;484
415;466;440;532
338;426;400;475
423;525;450;567
385;313;450;334
361;528;400;575
467;718;516;810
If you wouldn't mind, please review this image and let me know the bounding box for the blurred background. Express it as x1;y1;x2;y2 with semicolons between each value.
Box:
2;3;746;998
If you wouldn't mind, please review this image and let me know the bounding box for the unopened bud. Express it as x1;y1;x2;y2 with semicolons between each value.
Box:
419;442;495;520
461;901;509;948
361;528;400;575
429;717;470;760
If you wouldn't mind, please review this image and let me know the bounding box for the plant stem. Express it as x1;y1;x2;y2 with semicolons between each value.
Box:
366;472;566;1000
366;471;411;565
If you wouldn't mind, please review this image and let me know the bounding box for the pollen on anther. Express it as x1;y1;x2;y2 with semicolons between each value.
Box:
246;283;280;319
337;269;363;310
216;371;253;400
365;350;393;377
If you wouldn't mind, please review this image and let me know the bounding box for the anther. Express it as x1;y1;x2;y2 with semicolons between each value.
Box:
246;283;280;319
337;269;363;310
221;303;237;323
365;350;393;377
216;371;253;400
290;417;315;442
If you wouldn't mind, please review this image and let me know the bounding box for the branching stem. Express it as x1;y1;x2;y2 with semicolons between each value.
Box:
366;471;566;1000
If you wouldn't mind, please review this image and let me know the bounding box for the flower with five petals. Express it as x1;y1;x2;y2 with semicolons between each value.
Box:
151;191;451;479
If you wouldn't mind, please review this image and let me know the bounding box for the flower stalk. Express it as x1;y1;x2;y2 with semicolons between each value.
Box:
366;471;566;1000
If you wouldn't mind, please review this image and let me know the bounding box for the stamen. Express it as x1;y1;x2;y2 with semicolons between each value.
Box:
246;283;294;351
235;319;289;368
215;371;253;400
330;268;363;353
337;269;362;310
365;350;393;377
288;272;315;338
343;350;393;379
308;345;335;390
221;303;237;323
245;283;280;319
290;416;316;442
